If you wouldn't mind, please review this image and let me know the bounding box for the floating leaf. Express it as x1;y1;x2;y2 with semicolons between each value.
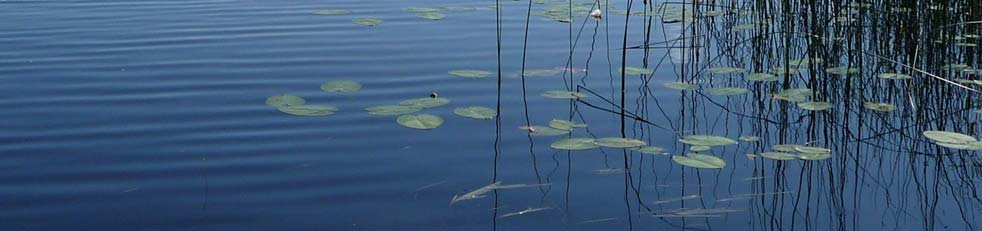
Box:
266;94;305;107
403;7;441;13
798;101;833;111
877;73;912;80
636;146;666;154
706;87;748;96
320;80;362;93
551;138;600;150
746;154;757;160
760;152;798;160
522;126;571;136
365;105;421;116
441;6;477;12
672;153;726;169
541;90;588;99
769;67;801;75
922;131;977;145
664;82;696;90
706;67;745;74
522;69;563;77
794;146;830;154
400;97;450;108
690;146;711;152
863;102;896;112
825;66;860;75
548;119;586;131
798;153;832;160
679;135;738;146
621;67;654;75
278;105;338;116
594;138;646;148
397;114;443;129
746;73;779;82
772;88;812;102
739;136;760;142
353;17;384;26
772;144;800;152
453;106;496;120
416;12;447;20
312;9;352;15
449;69;491;78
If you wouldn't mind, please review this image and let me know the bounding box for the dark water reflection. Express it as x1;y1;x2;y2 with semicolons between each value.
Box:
0;0;979;230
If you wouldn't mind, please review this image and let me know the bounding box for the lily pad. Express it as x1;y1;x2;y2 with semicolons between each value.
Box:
320;80;362;93
772;88;812;102
594;138;646;148
278;105;338;116
551;138;600;150
449;69;491;78
923;131;977;144
798;101;833;111
621;67;654;75
416;12;447;20
826;66;860;75
522;126;571;136
739;136;760;142
403;7;441;13
794;146;830;154
679;135;738;146
772;144;800;152
760;152;798;160
798;153;832;160
397;114;443;130
548;119;586;131
706;87;748;96
635;146;666;154
672;153;726;169
441;6;477;12
266;94;305;107
353;17;384;26
664;82;697;90
365;105;421;116
689;146;711;152
877;73;912;80
522;69;563;77
399;97;450;108
312;9;352;15
453;106;496;120
863;102;896;112
746;73;779;82
706;67;745;74
541;90;587;99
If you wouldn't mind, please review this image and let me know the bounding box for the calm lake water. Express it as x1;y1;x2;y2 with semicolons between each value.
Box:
1;0;979;230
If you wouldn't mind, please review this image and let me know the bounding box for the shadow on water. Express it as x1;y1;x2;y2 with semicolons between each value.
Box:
481;0;980;230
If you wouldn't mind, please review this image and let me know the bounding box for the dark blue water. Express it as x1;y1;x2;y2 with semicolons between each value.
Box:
1;0;979;230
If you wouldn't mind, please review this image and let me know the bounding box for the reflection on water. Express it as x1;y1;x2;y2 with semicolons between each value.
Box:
0;0;978;230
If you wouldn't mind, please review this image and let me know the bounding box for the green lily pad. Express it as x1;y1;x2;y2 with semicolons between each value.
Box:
399;97;450;108
621;67;654;75
923;131;977;145
746;73;779;82
794;146;830;154
826;66;860;75
551;138;600;150
594;138;647;148
312;9;352;15
449;69;491;78
453;106;496;120
863;102;896;112
522;126;571;136
353;17;384;26
746;154;758;159
403;7;441;13
706;87;748;96
772;144;800;152
739;136;760;142
365;105;421;116
416;12;447;20
541;90;587;99
672;153;726;169
664;82;696;90
548;119;586;131
877;73;912;80
397;114;443;129
689;146;711;152
798;153;831;160
760;152;798;160
266;94;306;107
320;80;362;93
679;135;738;146
635;146;666;154
798;101;833;111
772;88;812;102
522;69;564;77
278;105;338;116
706;67;745;74
441;6;477;12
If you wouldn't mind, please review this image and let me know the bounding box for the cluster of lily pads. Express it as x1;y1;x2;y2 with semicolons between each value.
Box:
312;5;481;27
748;144;832;161
265;79;497;130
